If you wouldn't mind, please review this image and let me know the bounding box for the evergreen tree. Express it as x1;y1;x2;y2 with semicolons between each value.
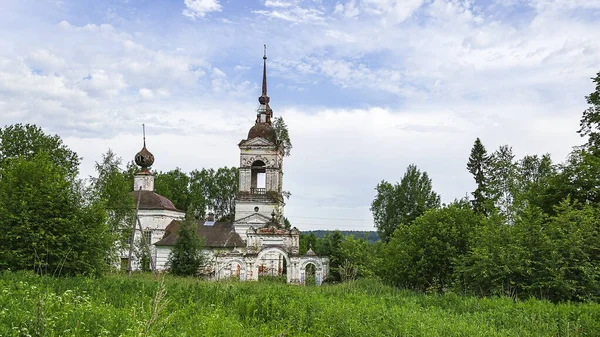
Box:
467;138;491;215
167;219;205;276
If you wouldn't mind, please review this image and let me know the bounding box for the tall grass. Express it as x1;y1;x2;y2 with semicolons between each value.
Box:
0;271;598;336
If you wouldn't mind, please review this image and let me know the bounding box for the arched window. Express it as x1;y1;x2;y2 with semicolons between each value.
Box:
251;160;266;194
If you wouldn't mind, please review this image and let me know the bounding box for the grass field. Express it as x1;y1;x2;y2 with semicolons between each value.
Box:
1;271;599;336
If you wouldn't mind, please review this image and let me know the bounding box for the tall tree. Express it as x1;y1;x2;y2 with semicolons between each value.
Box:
371;164;441;242
578;72;600;152
167;218;205;276
90;149;135;254
467;138;491;215
487;145;517;223
273;116;292;157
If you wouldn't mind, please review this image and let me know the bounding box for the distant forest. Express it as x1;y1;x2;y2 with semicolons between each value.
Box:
302;230;380;243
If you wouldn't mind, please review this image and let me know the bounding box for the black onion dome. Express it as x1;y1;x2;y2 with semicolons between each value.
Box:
248;123;277;143
135;146;154;169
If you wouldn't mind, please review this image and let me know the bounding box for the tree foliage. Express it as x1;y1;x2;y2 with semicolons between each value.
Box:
578;72;600;152
167;219;206;276
379;200;481;292
0;153;110;276
0;124;111;276
273;116;292;157
0;124;80;177
90;149;135;253
154;167;238;220
455;200;600;301
371;164;440;242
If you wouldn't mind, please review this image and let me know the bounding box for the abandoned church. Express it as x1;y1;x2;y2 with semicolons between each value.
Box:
122;50;329;285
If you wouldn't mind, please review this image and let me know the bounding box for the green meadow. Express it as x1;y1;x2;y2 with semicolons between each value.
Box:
1;272;599;337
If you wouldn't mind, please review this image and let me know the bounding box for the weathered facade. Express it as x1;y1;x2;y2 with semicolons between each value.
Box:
126;48;328;284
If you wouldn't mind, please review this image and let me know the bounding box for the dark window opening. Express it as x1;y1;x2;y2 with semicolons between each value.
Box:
251;160;266;193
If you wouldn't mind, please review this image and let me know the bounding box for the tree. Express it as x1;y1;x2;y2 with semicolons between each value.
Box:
316;231;344;281
273;116;292;157
299;232;318;255
487;145;517;223
0;152;111;276
211;167;239;220
339;235;381;279
371;164;441;242
167;218;205;276
155;167;239;220
513;154;555;213
540;148;600;214
0;124;80;176
578;72;600;152
467;138;492;215
154;168;191;212
90;149;135;255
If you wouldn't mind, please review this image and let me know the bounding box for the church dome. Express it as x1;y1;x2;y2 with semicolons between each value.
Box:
135;146;154;169
131;190;180;211
248;123;277;144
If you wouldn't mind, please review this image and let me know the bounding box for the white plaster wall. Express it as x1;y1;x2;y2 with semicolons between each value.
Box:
120;208;184;271
155;246;171;270
133;174;154;191
234;201;279;223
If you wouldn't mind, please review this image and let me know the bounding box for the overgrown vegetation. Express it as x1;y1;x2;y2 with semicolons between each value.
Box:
2;272;599;337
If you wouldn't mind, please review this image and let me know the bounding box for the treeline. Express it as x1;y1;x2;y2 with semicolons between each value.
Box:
301;72;600;302
302;230;379;242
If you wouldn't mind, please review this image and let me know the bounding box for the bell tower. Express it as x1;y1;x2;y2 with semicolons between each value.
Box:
233;46;285;237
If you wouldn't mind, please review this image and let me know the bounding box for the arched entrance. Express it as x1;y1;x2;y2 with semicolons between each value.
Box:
254;247;290;283
216;258;246;281
300;259;324;285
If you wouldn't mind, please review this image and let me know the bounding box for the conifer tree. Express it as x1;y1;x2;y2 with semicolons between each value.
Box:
467;138;491;215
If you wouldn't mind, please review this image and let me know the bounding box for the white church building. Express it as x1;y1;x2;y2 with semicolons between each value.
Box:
123;50;328;285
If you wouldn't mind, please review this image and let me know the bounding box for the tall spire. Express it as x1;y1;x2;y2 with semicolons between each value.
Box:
142;123;146;147
258;44;270;106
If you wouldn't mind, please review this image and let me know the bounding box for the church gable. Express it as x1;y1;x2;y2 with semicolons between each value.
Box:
240;137;275;147
234;212;272;225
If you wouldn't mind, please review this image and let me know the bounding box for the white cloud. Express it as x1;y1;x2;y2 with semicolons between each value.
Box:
183;0;222;18
254;0;327;24
2;0;600;230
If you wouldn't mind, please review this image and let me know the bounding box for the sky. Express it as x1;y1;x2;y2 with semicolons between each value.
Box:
0;0;599;231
